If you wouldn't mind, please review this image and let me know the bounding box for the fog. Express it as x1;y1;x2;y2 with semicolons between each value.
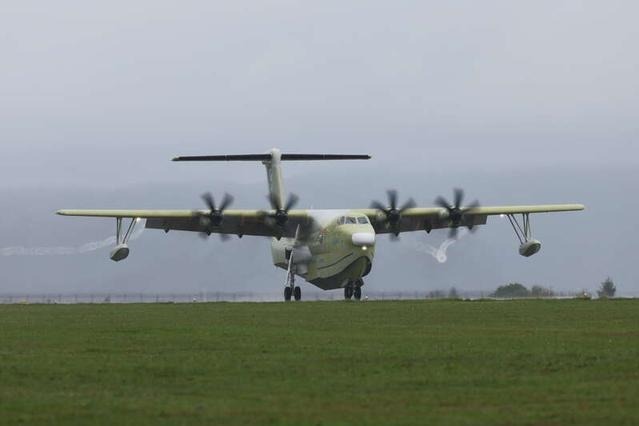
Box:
1;1;637;295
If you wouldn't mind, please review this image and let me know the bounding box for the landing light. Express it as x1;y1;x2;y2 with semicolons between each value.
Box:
362;246;368;251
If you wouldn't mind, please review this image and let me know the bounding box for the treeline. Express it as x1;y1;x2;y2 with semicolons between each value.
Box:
489;278;617;299
491;283;555;298
426;284;557;299
427;287;462;300
427;278;618;300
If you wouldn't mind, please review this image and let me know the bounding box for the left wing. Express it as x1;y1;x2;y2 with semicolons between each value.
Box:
56;209;314;238
359;204;585;234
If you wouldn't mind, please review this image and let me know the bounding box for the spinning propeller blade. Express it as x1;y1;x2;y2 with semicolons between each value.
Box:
263;193;301;229
199;192;234;240
370;189;416;240
435;188;480;238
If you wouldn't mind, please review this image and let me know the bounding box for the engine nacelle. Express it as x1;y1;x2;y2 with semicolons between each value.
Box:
110;244;130;262
271;238;312;268
519;239;541;257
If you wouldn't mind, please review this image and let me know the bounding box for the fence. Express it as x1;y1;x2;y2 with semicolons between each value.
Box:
0;290;604;304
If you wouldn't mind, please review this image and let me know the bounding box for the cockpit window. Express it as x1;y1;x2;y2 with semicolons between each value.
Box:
338;216;368;225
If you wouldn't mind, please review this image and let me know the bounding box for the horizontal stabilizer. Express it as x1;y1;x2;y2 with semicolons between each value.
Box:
281;154;370;161
173;154;271;162
172;153;371;162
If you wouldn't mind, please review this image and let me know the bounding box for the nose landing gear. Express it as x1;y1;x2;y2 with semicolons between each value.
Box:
344;285;353;300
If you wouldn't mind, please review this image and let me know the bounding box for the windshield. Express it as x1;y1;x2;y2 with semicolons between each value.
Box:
338;216;369;225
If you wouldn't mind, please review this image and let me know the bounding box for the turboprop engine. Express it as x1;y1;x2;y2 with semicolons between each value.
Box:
271;238;312;274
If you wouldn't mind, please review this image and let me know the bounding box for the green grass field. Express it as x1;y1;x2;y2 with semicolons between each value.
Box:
1;300;638;425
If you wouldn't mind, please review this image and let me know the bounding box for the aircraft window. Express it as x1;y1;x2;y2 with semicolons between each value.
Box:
338;217;345;225
358;217;368;224
346;217;357;224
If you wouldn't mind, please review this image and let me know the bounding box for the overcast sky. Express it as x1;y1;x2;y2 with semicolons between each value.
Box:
0;1;637;295
1;1;637;187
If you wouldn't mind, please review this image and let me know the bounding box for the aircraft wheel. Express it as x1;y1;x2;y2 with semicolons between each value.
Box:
294;286;302;301
344;285;353;300
354;286;362;301
284;287;292;302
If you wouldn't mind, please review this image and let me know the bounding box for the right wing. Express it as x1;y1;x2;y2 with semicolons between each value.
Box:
56;209;314;238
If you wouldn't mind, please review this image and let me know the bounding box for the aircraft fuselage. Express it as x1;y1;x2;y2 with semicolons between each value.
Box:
271;211;376;290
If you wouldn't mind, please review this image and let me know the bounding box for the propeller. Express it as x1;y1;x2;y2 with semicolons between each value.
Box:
435;188;480;238
264;193;300;228
370;189;416;239
199;192;234;240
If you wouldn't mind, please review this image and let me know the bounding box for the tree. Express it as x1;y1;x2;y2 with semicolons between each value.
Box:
492;283;530;298
597;277;616;298
530;285;555;298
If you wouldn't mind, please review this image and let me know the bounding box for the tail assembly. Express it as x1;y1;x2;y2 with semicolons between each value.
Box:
173;148;371;211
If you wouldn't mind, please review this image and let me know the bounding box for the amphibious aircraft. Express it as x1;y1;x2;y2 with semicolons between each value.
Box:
58;149;584;301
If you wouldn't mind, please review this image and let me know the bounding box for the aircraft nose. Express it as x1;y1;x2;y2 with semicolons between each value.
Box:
352;232;376;247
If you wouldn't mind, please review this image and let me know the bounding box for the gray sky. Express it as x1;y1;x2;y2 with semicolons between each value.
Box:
1;1;638;187
0;1;637;295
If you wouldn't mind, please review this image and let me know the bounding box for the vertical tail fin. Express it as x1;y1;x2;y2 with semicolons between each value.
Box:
264;148;285;210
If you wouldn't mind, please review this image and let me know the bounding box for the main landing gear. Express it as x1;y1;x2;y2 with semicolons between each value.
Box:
344;279;364;301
